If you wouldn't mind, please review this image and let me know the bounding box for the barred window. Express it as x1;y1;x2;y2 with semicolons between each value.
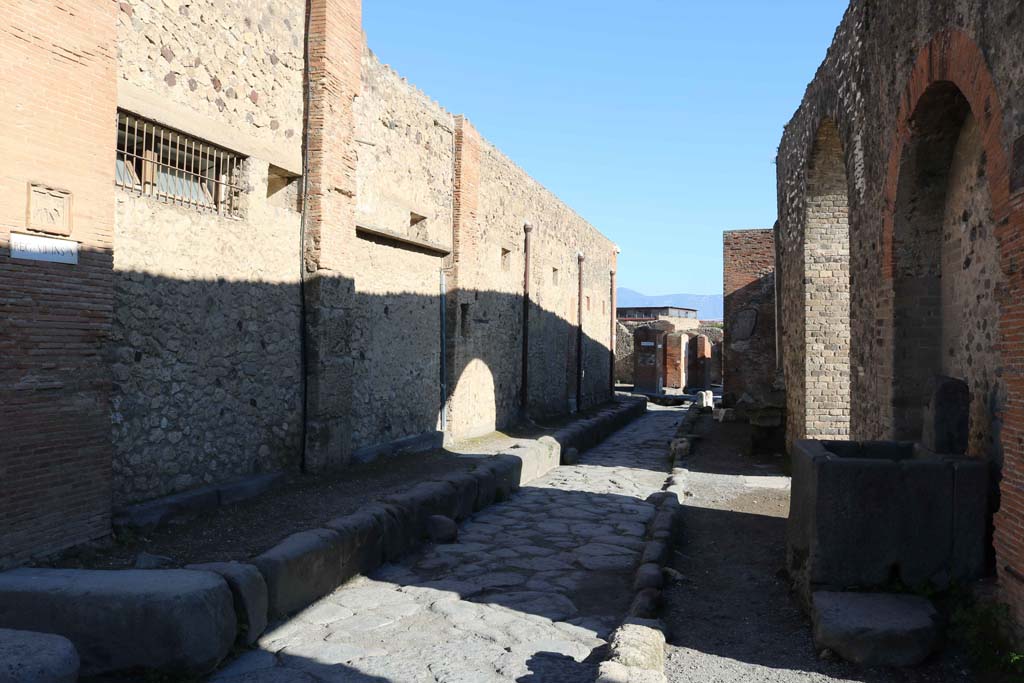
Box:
116;111;244;216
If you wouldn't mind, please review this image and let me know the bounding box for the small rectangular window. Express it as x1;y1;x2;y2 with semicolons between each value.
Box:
586;296;591;311
116;110;244;216
501;248;511;272
552;267;559;285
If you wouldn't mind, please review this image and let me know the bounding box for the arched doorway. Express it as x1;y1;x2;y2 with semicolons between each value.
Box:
803;119;851;438
891;81;1002;457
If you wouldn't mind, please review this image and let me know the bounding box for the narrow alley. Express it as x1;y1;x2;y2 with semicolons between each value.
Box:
663;417;975;683
211;409;682;682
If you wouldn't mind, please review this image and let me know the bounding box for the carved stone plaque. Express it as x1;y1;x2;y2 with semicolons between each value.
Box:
27;183;72;236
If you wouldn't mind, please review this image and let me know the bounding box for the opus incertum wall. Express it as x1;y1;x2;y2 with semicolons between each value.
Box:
0;0;617;567
776;0;1024;625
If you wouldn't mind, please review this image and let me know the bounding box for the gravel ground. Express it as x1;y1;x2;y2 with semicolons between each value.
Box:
209;408;682;682
663;417;977;683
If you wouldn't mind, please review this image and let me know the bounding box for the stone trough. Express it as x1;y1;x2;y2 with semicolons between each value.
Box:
787;438;988;604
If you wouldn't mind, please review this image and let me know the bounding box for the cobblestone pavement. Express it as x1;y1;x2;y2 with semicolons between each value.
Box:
664;418;975;683
211;408;681;683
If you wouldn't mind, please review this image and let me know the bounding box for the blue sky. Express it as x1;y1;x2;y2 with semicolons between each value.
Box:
363;1;850;296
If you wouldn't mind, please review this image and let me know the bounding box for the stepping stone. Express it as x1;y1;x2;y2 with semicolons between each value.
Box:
811;591;939;667
0;628;79;683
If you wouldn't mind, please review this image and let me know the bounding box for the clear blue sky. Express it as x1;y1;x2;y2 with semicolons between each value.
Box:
364;1;849;296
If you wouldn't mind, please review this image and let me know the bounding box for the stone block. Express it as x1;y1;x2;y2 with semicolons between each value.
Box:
811;591;939;667
633;563;664;591
441;472;480;521
629;588;661;619
485;455;522;501
0;568;235;677
0;628;79;683
950;459;989;580
383;481;459;540
325;503;391;574
185;562;268;646
427;515;458;543
253;529;350;618
921;376;969;455
473;466;499;510
640;541;668;566
788;439;989;601
562;447;581;465
608;619;666;671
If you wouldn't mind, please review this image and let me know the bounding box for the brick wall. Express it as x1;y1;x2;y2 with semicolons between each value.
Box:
0;1;119;566
301;0;363;470
776;0;1024;627
723;229;776;412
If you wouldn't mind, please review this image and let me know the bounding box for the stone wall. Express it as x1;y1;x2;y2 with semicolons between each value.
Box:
117;0;305;173
348;50;455;457
111;0;307;504
723;229;777;412
111;166;304;504
0;0;619;565
447;118;616;439
776;0;1024;624
0;1;119;568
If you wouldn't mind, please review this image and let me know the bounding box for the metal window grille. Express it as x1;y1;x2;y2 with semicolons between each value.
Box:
116;110;244;216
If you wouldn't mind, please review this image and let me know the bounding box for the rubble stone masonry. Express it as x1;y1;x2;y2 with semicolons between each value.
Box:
723;229;776;412
112;0;307;504
777;0;1024;624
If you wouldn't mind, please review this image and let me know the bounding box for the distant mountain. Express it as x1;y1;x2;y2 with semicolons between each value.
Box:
617;288;724;320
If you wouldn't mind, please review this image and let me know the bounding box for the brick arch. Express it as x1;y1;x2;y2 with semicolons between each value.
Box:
802;118;851;438
779;107;856;448
882;30;1011;280
882;29;1024;611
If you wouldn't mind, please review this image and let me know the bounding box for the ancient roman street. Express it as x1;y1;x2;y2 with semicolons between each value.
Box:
3;1;1024;681
212;409;680;682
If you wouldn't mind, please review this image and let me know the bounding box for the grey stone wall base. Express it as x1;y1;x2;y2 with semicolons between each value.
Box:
113;472;285;532
0;568;236;678
352;430;444;464
0;628;79;683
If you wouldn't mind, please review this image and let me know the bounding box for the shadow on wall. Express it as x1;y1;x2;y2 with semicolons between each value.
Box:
107;266;613;507
723;273;777;410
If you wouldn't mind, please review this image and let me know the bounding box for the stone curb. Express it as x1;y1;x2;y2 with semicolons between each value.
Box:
255;396;648;620
596;403;697;683
0;398;647;680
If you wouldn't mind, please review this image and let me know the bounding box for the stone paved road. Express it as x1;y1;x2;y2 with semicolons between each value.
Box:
211;408;681;683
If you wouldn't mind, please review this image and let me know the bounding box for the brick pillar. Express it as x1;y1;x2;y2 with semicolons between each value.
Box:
302;0;363;470
0;1;119;566
444;116;481;438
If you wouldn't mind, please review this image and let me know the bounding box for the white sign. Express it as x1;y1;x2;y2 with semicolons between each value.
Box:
640;341;655;347
10;232;79;264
